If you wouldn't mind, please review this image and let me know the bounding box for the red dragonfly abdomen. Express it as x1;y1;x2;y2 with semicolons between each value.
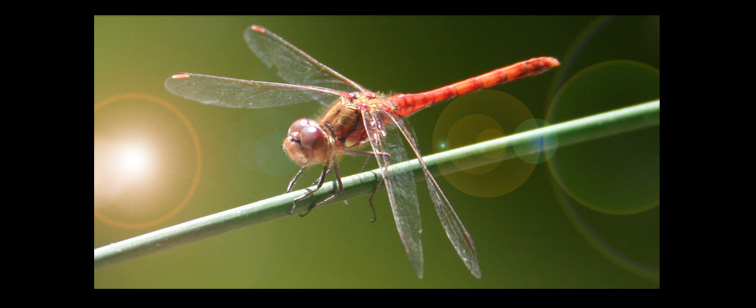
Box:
388;57;559;117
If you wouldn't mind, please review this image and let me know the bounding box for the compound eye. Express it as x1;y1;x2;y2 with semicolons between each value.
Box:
286;118;324;149
288;118;311;135
283;118;329;167
299;125;324;149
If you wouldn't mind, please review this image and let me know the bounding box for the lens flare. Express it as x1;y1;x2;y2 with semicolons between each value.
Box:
118;142;153;179
433;90;536;198
94;139;156;207
513;118;557;165
547;60;659;215
539;16;659;283
94;93;201;229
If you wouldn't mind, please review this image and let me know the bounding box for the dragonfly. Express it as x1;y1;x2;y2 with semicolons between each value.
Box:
165;25;559;279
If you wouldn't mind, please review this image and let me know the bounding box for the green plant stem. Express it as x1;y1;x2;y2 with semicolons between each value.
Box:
94;100;659;269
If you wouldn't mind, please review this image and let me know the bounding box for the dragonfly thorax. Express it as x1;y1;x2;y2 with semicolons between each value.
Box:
320;93;393;149
283;118;333;167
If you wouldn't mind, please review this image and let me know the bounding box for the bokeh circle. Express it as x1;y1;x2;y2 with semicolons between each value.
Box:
513;118;557;165
547;60;659;215
94;93;202;229
432;90;537;198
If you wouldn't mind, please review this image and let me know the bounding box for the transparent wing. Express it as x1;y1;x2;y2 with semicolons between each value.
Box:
164;73;347;109
245;25;369;104
388;113;481;278
362;108;424;279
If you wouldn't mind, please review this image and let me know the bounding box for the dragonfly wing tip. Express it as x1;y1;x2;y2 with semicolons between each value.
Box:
250;25;267;34
170;73;192;80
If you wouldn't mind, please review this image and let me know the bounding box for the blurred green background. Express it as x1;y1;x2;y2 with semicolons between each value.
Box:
94;15;659;288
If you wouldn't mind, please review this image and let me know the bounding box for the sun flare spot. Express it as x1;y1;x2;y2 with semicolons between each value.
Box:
94;92;201;229
118;143;153;179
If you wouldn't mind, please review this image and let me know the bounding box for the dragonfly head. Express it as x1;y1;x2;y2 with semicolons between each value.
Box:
283;118;330;167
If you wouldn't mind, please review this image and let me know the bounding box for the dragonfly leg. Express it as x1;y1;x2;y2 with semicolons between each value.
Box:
300;162;344;217
291;162;330;215
348;150;384;222
358;156;372;173
367;151;391;223
347;150;376;173
287;166;309;215
287;166;308;193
